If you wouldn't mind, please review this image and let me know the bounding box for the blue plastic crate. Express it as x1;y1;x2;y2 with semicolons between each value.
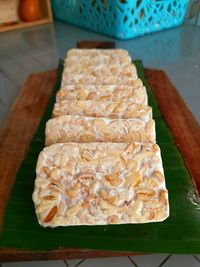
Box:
51;0;189;40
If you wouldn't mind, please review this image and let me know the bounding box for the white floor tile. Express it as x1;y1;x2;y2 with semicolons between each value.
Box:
72;257;133;267
2;260;66;267
163;255;200;267
16;57;47;73
194;255;200;262
2;61;29;87
0;53;11;65
130;254;169;267
194;255;200;260
66;259;85;267
36;54;58;69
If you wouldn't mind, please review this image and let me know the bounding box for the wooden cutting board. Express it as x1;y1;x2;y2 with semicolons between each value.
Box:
0;66;199;261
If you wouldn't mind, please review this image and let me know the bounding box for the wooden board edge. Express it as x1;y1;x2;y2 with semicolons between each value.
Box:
0;70;57;230
145;68;200;192
0;67;199;261
0;247;141;262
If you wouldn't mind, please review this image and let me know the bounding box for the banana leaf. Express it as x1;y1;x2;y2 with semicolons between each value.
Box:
0;61;200;254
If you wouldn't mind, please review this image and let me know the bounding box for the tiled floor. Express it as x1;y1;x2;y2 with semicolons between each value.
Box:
2;255;200;266
0;21;200;266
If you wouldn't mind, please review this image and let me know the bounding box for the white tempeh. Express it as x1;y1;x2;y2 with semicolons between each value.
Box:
33;142;169;227
52;100;152;120
56;83;147;105
45;115;156;146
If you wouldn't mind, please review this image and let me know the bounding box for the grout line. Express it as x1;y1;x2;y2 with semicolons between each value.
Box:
74;259;86;267
127;256;139;267
0;68;18;89
63;259;70;267
193;255;200;263
158;254;172;267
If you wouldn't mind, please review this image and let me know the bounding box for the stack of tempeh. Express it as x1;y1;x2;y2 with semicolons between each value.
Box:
33;49;169;227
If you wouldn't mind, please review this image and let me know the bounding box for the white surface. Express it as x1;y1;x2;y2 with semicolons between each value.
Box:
3;255;200;266
130;254;170;267
70;257;133;267
2;260;66;267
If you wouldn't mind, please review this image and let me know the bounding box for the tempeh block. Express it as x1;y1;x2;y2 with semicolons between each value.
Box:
56;83;147;105
64;56;131;66
45;115;156;146
66;48;130;58
33;142;169;227
61;64;138;85
52;100;152;120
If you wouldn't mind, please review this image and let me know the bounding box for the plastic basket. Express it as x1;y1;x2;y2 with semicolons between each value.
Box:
51;0;189;40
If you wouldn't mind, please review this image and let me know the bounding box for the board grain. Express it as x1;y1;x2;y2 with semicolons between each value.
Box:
0;70;56;228
145;69;200;192
0;67;199;261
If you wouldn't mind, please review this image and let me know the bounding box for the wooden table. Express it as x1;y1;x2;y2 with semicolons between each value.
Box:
0;65;199;261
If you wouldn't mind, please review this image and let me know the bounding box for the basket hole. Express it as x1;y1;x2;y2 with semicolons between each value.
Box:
159;5;164;11
119;0;127;3
91;0;96;7
123;16;128;23
140;8;145;19
131;8;134;15
173;0;177;7
167;4;172;12
96;5;101;13
136;0;141;7
135;18;138;24
79;6;83;14
129;22;133;28
148;16;152;22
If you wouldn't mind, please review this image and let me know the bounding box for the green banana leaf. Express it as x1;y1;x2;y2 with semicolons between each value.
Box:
0;60;200;254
